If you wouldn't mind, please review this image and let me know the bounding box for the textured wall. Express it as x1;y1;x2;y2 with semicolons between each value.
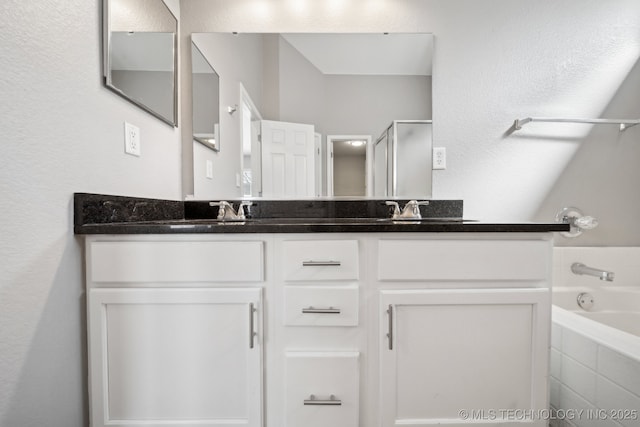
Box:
1;1;640;426
0;1;181;426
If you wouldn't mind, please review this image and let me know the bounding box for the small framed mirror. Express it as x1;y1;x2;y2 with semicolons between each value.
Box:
103;0;178;126
191;40;221;152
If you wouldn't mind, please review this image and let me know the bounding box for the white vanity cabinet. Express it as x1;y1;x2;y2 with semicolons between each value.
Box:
376;236;552;427
83;232;554;427
85;237;265;427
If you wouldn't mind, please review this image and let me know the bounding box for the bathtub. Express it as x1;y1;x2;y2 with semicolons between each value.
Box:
550;247;640;427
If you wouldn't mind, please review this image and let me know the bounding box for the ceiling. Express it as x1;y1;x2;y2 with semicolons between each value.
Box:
333;140;367;157
281;33;433;76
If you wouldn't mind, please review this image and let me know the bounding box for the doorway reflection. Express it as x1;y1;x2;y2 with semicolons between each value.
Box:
327;135;372;197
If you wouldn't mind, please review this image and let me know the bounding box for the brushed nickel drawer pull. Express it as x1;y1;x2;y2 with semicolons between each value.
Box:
301;306;341;314
302;260;341;267
304;394;342;406
249;303;257;349
387;304;394;350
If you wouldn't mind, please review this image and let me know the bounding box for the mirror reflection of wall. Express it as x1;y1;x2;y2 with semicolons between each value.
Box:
189;32;432;199
104;0;177;126
191;40;220;151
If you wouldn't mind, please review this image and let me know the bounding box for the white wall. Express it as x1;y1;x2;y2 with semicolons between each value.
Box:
535;58;640;246
2;0;640;426
334;153;367;196
0;1;181;426
323;74;432;136
277;36;326;129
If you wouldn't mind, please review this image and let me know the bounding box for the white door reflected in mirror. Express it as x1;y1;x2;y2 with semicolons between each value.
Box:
260;120;316;198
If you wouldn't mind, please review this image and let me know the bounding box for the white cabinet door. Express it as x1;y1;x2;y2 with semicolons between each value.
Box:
89;288;263;427
379;288;550;427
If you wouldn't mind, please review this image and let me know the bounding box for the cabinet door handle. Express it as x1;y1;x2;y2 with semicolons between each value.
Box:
304;394;342;406
301;306;341;314
249;303;257;349
387;304;394;350
302;260;341;267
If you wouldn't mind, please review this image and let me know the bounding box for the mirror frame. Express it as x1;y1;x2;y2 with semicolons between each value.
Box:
102;0;178;126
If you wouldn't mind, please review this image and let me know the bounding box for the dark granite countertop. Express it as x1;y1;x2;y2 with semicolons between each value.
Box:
74;193;569;234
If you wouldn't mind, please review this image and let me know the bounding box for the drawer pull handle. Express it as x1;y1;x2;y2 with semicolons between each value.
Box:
387;304;394;350
302;260;341;267
304;394;342;406
301;306;341;314
249;303;257;349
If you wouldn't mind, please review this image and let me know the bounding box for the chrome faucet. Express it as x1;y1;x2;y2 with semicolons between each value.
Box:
571;262;615;282
209;201;253;221
385;200;430;219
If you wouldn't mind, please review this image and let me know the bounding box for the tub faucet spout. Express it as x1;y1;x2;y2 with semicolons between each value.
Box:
571;262;615;281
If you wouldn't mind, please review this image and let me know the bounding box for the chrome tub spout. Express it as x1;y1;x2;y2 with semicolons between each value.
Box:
571;262;615;282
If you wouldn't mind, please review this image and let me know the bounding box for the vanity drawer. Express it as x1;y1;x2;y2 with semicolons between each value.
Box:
283;285;358;326
283;240;359;281
285;351;359;427
378;239;548;281
89;241;264;283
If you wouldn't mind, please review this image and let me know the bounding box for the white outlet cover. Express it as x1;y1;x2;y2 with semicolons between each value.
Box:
433;146;446;170
124;122;141;156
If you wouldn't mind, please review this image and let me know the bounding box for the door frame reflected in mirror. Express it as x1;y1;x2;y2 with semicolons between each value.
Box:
240;83;263;197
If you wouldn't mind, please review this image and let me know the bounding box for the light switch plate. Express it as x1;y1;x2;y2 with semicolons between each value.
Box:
206;160;213;179
124;122;141;156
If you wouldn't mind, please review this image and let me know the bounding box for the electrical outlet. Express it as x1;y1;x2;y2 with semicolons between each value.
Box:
433;147;446;170
124;122;141;156
205;160;213;179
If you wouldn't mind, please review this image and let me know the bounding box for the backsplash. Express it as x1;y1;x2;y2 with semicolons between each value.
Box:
74;193;464;225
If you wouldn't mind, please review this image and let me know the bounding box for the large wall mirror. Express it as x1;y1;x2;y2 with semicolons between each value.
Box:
103;0;178;126
191;32;433;199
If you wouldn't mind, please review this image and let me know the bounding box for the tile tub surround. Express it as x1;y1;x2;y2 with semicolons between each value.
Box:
550;323;640;427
